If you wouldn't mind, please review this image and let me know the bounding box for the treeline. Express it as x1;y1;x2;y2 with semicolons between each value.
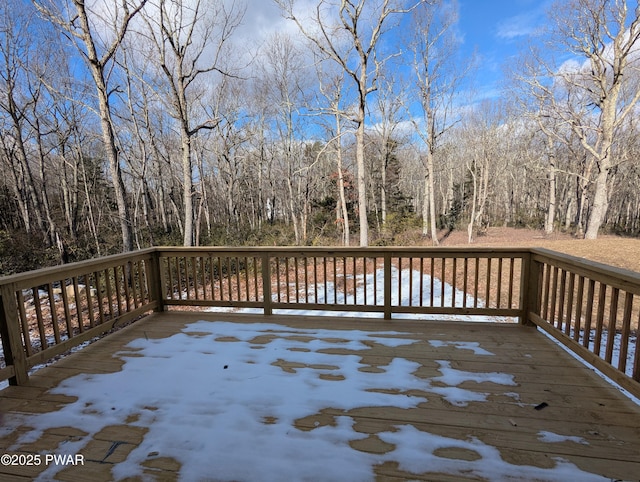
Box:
1;0;639;274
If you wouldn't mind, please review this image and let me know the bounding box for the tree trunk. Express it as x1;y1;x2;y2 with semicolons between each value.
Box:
585;94;617;239
425;150;439;245
381;152;387;229
585;165;609;239
545;136;556;234
182;133;194;246
422;173;429;236
287;173;300;244
75;2;134;251
335;121;350;247
467;162;477;244
356;105;369;246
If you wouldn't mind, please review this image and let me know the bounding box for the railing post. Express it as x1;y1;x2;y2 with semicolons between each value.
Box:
0;283;29;385
148;250;165;312
262;253;272;316
521;251;542;326
384;252;392;320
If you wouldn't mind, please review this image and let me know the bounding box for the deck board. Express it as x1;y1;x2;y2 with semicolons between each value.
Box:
1;312;639;481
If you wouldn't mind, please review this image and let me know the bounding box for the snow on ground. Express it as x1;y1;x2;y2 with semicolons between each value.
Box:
3;320;608;482
272;267;493;321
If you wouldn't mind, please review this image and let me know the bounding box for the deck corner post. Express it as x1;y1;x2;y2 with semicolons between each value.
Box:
521;251;542;326
384;252;392;320
149;250;165;312
262;252;273;316
0;283;29;385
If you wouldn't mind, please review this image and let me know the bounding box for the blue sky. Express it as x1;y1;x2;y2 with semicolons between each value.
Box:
246;0;555;102
456;0;552;99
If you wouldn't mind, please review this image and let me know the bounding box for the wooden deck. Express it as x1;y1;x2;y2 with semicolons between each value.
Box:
1;312;639;481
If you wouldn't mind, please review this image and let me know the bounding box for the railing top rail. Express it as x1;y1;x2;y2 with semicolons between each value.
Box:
0;248;156;289
154;246;531;256
530;247;640;292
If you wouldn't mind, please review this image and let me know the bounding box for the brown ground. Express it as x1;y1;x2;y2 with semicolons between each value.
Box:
432;227;640;274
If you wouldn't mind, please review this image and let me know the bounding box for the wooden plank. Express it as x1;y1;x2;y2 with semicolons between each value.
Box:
217;256;224;301
104;269;114;319
594;283;607;357
245;256;251;302
634;309;640;382
235;256;241;302
0;364;16;383
261;254;272;315
573;276;585;343
46;283;61;345
384;253;392;319
193;256;200;301
508;257;515;308
582;278;595;349
564;272;575;336
253;257;260;303
541;264;550;320
451;257;457;307
440;257;446;307
522;253;540;326
495;257;502;308
0;284;28;385
363;256;368;305
87;273;97;328
16;290;32;356
429;257;435;307
294;257;299;303
60;280;73;340
114;265;123;313
72;278;84;334
605;287;619;364
529;312;640;399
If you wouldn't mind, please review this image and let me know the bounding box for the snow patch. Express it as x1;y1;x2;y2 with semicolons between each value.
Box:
538;431;590;445
5;321;606;481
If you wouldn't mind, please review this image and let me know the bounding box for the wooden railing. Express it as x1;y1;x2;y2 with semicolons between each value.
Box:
1;246;638;399
527;248;640;398
156;247;524;319
0;249;158;385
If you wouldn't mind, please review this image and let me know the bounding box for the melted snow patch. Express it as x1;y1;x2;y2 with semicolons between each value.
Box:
538;431;589;445
429;340;495;355
379;425;606;481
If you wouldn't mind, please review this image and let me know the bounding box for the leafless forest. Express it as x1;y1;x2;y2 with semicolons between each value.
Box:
1;0;639;274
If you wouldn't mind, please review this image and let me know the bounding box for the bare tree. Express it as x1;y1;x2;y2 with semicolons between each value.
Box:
0;6;46;238
257;32;310;244
522;0;640;239
314;58;354;246
408;0;466;245
34;0;148;252
139;0;243;246
276;0;421;246
460;102;506;243
370;77;406;232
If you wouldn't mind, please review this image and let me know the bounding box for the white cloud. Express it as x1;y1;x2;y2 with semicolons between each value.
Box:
496;11;541;40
